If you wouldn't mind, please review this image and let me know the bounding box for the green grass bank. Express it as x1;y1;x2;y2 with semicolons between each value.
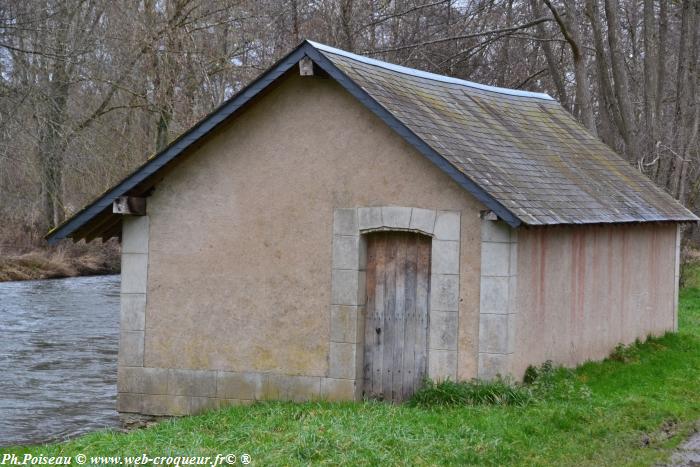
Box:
4;266;700;466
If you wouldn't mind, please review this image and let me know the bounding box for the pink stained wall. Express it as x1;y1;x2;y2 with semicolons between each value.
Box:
513;223;678;377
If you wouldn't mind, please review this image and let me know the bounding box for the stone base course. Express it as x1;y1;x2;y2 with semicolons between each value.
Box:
117;367;359;415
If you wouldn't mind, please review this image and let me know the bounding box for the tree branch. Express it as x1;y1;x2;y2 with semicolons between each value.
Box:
362;16;554;55
542;0;580;59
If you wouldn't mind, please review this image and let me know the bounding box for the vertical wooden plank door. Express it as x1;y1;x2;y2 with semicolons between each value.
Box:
363;231;431;402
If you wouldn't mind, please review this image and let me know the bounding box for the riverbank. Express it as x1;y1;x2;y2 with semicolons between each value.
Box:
5;266;700;464
0;243;119;282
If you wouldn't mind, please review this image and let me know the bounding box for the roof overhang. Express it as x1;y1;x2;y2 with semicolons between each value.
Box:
47;41;526;244
47;40;697;244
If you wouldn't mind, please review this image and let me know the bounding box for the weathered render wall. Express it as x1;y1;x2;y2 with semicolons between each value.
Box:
117;72;485;414
512;223;679;378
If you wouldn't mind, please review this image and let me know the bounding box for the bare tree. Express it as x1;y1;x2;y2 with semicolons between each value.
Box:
0;0;698;243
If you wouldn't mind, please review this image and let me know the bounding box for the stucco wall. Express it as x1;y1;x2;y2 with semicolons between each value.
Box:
512;223;678;377
143;73;484;381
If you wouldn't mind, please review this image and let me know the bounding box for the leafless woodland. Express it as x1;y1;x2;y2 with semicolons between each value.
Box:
0;0;698;244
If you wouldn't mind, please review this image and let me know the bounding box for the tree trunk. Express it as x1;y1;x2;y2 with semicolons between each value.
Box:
291;0;300;43
530;0;569;109
496;0;514;87
670;0;695;200
585;0;622;146
652;0;669;183
37;9;72;229
340;0;354;51
544;0;597;134
643;0;658;148
674;0;698;204
604;0;640;163
655;0;667;125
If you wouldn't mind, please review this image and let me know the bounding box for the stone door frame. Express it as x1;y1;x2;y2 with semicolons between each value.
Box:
329;207;462;398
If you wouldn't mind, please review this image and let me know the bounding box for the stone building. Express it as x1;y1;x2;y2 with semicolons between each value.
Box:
48;41;697;415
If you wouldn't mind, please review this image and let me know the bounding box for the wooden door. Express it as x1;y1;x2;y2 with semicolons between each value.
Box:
363;231;431;402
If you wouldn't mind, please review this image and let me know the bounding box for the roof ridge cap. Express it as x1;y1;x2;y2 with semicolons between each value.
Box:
306;40;554;101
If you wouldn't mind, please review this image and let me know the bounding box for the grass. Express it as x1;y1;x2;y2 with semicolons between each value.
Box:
3;266;700;466
409;376;535;407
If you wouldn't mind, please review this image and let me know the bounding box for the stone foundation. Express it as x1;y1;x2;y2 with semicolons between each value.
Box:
117;367;356;415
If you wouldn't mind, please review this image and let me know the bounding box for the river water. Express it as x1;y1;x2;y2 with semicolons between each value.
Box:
0;275;121;447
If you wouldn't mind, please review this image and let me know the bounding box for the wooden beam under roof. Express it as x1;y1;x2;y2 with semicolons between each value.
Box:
113;196;146;216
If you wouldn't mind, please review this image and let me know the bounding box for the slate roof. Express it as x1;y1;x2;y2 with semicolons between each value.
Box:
312;42;697;225
47;40;697;244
